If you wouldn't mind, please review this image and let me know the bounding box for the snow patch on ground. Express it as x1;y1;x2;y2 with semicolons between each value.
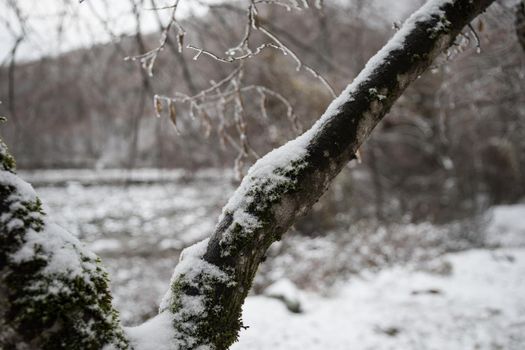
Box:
264;279;304;313
486;204;525;246
89;238;123;253
234;247;525;350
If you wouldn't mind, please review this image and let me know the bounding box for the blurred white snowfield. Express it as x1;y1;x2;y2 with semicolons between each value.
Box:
21;169;525;349
235;247;525;350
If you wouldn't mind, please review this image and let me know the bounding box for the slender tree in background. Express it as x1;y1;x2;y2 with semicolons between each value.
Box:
0;0;499;349
517;0;525;50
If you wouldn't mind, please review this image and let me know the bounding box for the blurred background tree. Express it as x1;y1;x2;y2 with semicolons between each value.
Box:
0;0;523;234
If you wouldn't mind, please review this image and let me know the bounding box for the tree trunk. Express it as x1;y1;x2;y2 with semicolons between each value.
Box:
0;0;495;349
158;1;495;349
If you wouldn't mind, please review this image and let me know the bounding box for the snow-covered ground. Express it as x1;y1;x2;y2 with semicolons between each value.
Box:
233;205;525;349
23;169;525;348
235;248;525;350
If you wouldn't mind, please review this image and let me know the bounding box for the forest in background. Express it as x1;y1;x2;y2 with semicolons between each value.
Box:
2;1;525;348
1;0;524;227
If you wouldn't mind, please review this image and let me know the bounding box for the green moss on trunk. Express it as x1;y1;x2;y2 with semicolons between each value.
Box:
0;138;130;350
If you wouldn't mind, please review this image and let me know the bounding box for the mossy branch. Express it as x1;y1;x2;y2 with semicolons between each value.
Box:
0;0;496;349
157;0;495;349
0;141;129;349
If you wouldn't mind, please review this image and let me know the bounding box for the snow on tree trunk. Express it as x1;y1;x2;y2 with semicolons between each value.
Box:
152;0;495;349
0;0;495;349
0;137;129;349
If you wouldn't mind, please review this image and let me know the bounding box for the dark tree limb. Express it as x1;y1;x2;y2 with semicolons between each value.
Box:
153;0;496;349
0;0;496;349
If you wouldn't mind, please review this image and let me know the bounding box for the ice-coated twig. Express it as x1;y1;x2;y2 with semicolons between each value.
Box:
125;0;185;76
146;0;333;176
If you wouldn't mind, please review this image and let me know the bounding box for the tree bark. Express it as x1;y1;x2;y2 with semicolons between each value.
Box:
158;0;496;349
0;0;496;349
0;136;129;349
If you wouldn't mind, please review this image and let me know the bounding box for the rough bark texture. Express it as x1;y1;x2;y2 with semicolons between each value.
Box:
162;0;495;349
0;135;128;349
0;0;497;349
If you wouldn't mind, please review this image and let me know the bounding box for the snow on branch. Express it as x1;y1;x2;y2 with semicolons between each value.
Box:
0;0;496;349
154;0;495;349
0;139;128;349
